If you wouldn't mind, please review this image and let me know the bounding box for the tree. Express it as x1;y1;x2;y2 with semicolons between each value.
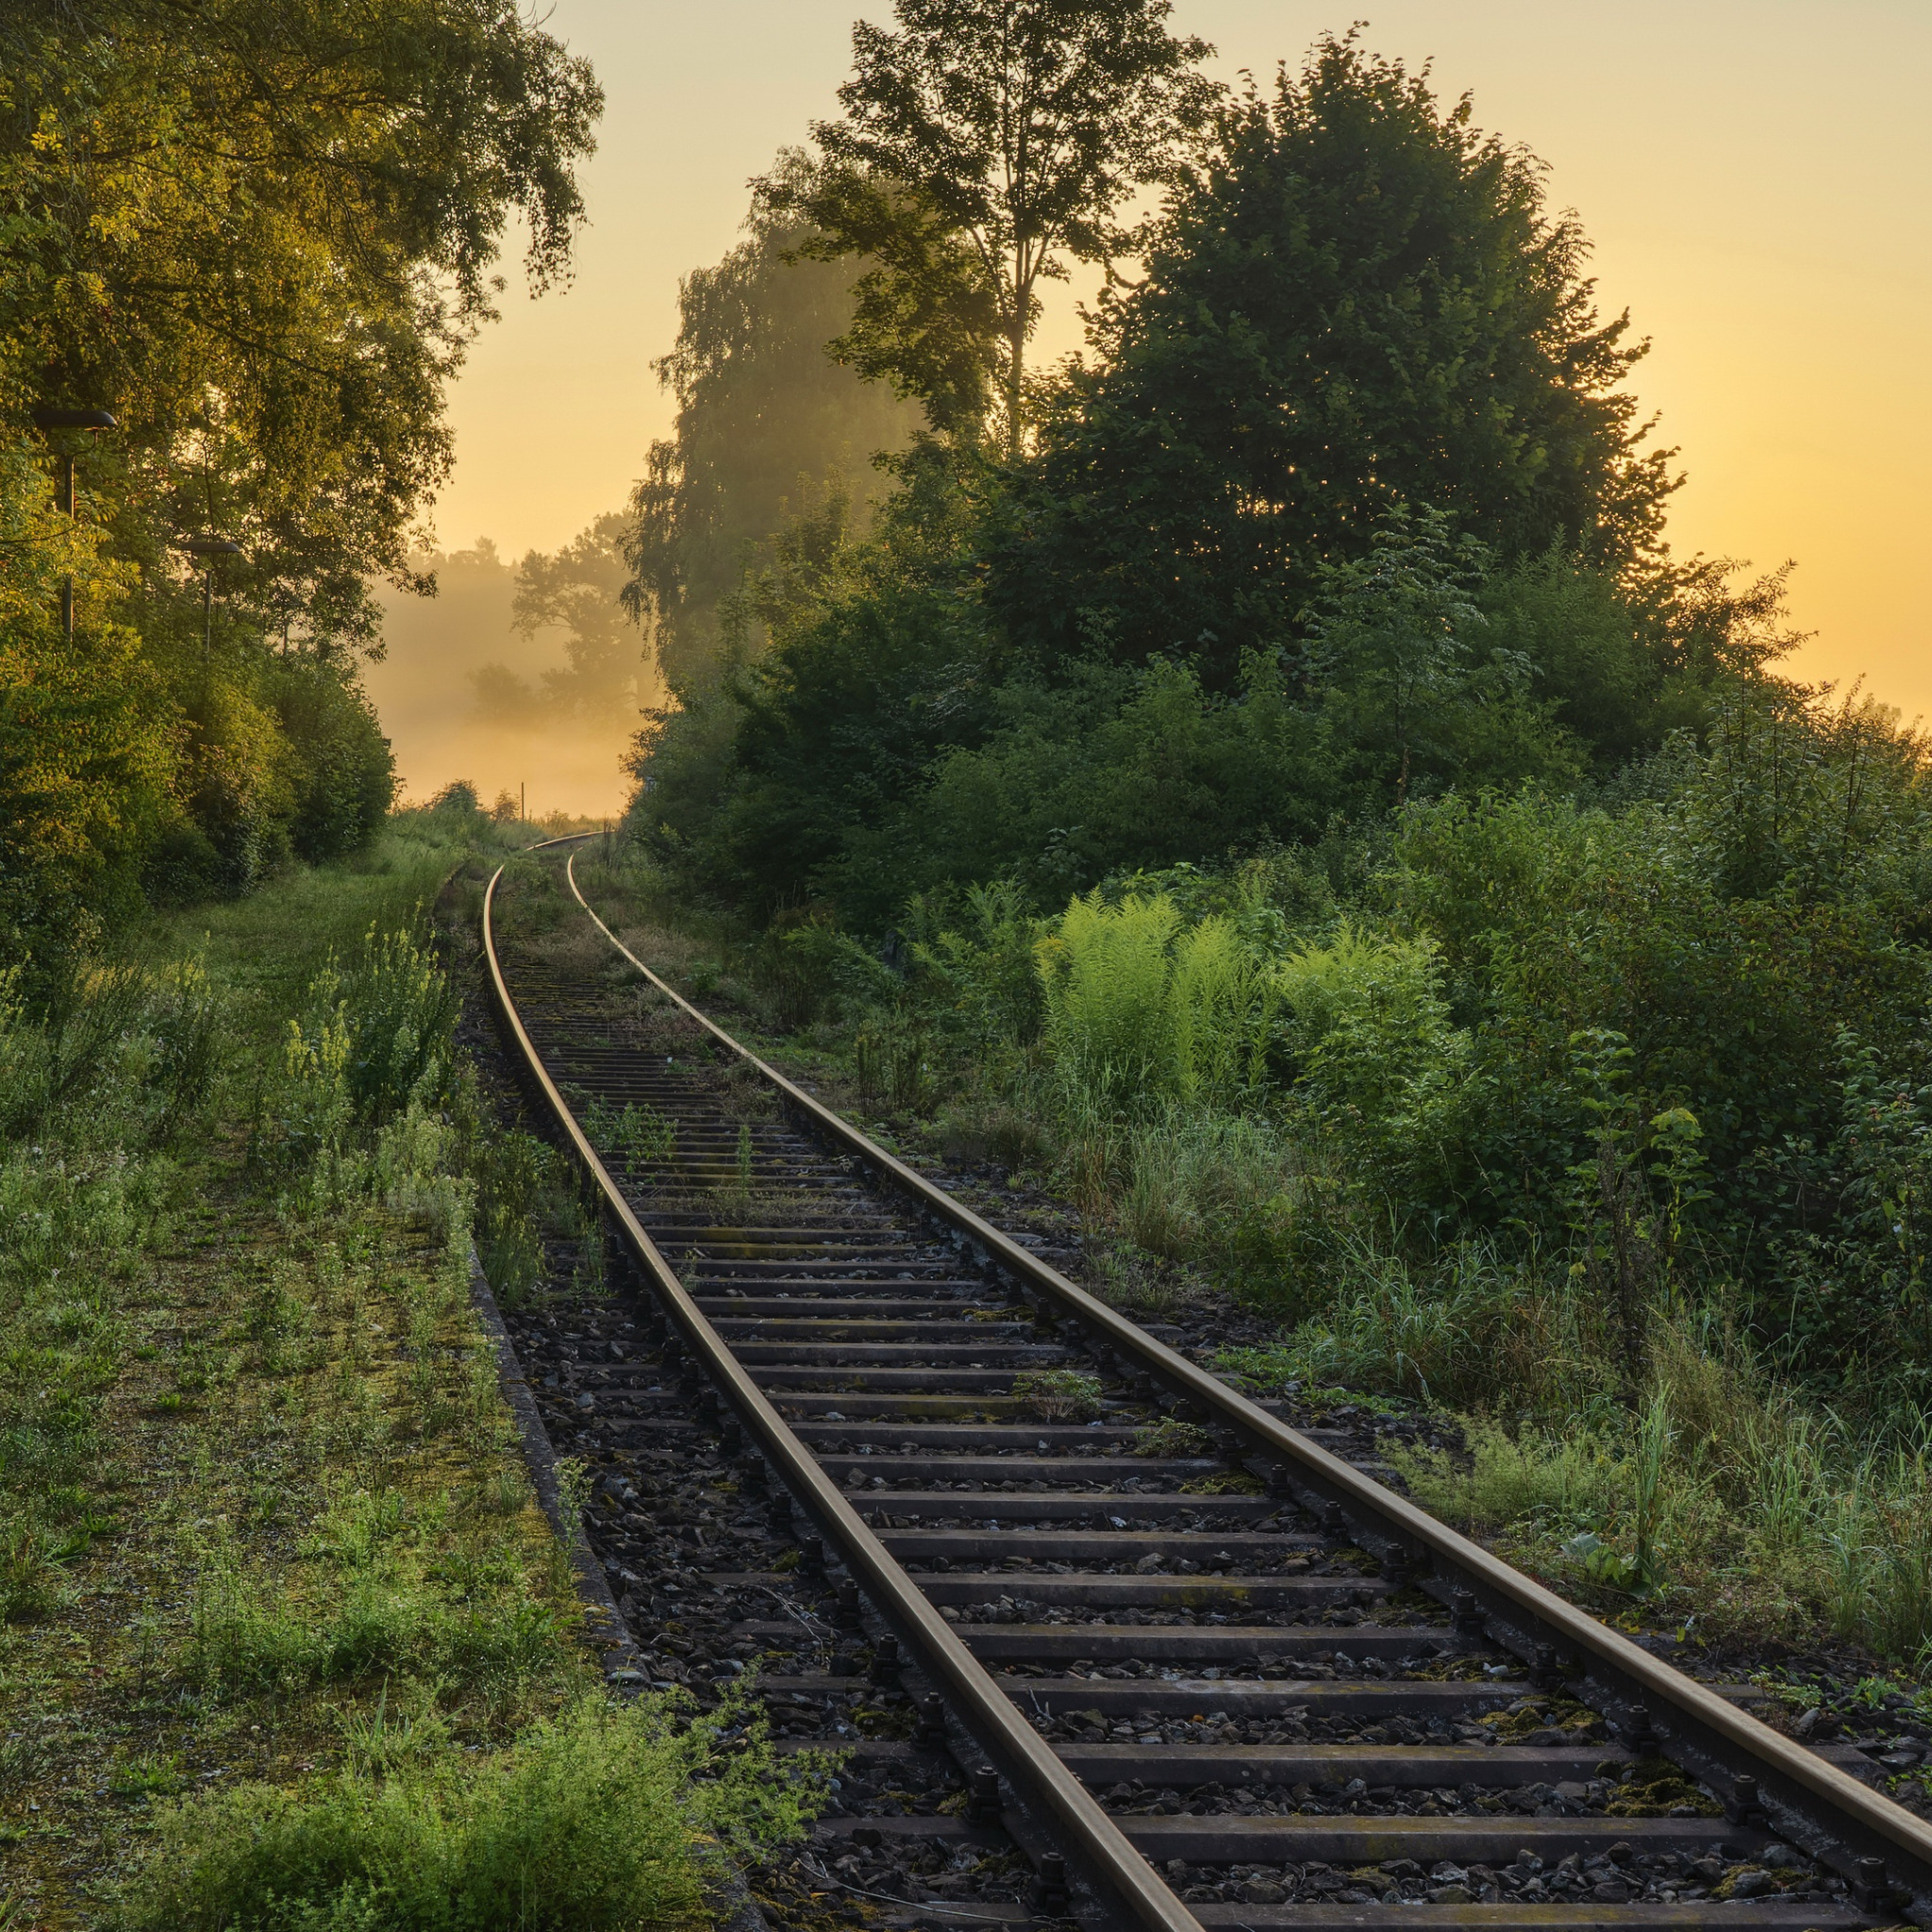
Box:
622;162;924;689
0;0;601;945
3;0;601;647
1306;505;1575;803
0;441;172;974
477;512;651;718
778;0;1218;455
991;33;1677;684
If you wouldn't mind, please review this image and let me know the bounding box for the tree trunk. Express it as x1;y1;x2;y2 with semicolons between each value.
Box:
1006;311;1026;460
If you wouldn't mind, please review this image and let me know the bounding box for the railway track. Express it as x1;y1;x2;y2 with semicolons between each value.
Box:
482;842;1932;1932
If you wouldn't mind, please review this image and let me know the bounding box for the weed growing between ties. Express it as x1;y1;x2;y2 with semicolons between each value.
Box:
558;798;1932;1677
0;820;829;1926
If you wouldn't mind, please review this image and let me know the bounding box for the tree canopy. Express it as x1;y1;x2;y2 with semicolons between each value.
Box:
623;162;924;691
0;0;601;962
774;0;1217;452
5;0;601;645
626;33;1789;933
991;34;1677;685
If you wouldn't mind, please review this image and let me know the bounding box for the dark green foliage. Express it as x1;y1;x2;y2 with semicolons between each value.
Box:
267;658;398;863
892;655;1336;910
990;33;1675;685
1347;698;1932;1389
630;446;1000;917
427;780;485;820
635;470;1703;924
627;38;1769;931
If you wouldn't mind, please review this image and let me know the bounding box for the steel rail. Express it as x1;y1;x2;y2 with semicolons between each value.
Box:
558;852;1932;1921
482;861;1202;1932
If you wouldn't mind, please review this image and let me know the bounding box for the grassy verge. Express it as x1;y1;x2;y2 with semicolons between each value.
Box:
560;845;1932;1709
0;815;824;1928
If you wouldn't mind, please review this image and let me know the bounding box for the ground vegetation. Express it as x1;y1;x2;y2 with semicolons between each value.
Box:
0;817;827;1925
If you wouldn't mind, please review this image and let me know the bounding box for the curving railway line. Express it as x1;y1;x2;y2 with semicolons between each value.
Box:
481;840;1932;1932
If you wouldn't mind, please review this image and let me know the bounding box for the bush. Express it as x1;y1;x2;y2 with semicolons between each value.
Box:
1274;922;1476;1200
428;779;485;821
113;1685;837;1932
266;658;396;862
258;920;460;1177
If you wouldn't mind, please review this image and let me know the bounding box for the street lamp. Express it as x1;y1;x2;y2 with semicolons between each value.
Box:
177;538;243;657
29;405;116;641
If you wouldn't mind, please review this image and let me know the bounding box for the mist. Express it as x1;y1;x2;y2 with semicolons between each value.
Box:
364;538;654;820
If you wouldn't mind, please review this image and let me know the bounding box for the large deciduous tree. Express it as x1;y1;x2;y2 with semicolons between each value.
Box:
0;0;600;944
623;160;925;690
3;0;600;644
992;33;1677;684
774;0;1218;454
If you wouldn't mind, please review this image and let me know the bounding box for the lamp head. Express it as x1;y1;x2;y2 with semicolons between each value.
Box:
31;407;116;431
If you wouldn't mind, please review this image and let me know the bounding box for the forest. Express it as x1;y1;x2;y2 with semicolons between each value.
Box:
5;1;1931;1926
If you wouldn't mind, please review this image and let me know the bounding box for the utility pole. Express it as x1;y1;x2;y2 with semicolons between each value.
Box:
29;406;116;641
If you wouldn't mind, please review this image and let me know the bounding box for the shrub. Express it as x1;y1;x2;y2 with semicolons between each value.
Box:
1216;1233;1611;1410
1274;922;1475;1198
1010;1369;1104;1421
474;1129;568;1307
266;658;396;862
1036;891;1181;1113
114;1687;836;1932
1035;890;1277;1114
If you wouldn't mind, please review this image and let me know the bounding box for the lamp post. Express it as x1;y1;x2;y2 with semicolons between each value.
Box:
28;406;116;641
177;538;243;657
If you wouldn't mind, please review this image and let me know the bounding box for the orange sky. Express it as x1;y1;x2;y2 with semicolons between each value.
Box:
372;0;1932;812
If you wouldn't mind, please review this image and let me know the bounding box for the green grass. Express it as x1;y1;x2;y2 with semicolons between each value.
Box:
113;1684;836;1932
0;822;829;1927
1391;1318;1932;1658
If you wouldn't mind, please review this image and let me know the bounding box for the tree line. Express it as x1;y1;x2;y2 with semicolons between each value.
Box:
0;0;600;981
626;18;1794;925
611;5;1932;1419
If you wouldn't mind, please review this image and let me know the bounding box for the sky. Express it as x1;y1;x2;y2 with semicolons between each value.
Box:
371;0;1932;813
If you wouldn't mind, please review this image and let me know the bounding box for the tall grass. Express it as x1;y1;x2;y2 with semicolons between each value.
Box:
1391;1311;1932;1658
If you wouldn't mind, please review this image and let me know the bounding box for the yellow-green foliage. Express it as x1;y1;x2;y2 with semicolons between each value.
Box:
0;439;172;965
1037;891;1180;1108
1036;891;1273;1111
113;1685;837;1932
1170;914;1273;1102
